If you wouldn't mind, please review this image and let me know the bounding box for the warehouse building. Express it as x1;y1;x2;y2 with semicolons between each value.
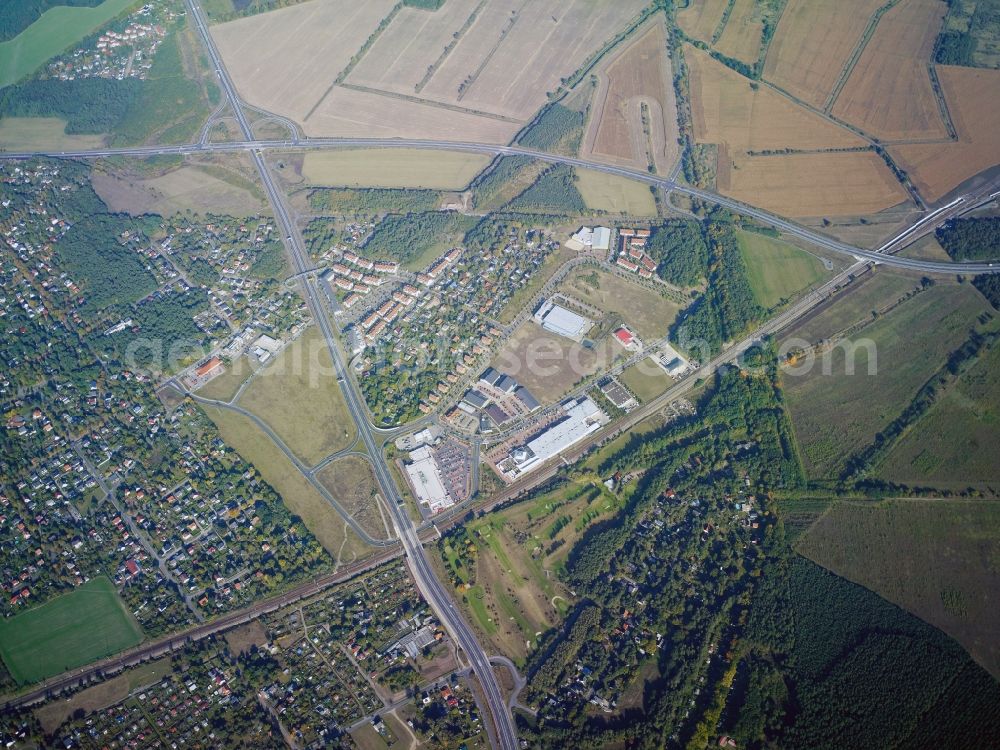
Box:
533;299;592;341
404;446;452;514
507;397;608;476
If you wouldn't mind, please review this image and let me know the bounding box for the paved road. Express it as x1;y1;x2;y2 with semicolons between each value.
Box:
177;3;520;746
2;137;999;276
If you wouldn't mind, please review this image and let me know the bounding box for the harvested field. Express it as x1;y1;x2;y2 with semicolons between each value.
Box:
575;168;658;216
238;327;355;465
723;152;910;217
305;86;517;143
831;0;948;141
891;65;1000;202
677;0;730;43
582;18;680;174
210;0;397;121
686;45;866;153
763;0;884;108
316;455;388;543
414;0;647;121
714;0;766;65
300;149;489;190
0;117;105;150
91;163;267;217
797;498;1000;679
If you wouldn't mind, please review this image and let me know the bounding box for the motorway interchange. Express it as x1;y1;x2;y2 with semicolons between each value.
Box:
3;0;998;744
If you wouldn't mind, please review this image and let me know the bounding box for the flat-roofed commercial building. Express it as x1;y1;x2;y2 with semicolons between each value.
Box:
507;397;608;476
533;299;592;341
405;446;452;513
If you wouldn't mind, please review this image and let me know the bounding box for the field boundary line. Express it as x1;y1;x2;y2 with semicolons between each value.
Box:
338;82;522;123
822;0;903;113
926;64;959;140
456;0;526;103
754;0;788;76
415;0;488;94
710;0;737;45
304;1;404;122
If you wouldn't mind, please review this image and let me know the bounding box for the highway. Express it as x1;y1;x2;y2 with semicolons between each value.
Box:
2;137;999;276
177;1;520;746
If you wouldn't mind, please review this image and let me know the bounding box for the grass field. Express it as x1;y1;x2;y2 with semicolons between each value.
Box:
239;327;355;465
901;234;952;262
442;479;621;664
620;358;674;402
91;162;267;217
194;355;258;402
0;576;143;685
575;168;658;216
316;455;388;542
0;0;138;88
300;149;489;190
203;404;370;560
556;266;682;340
797;498;1000;678
781;281;989;478
831;0;948;141
736;229;829;310
714;0;765;65
0;117;105;150
891;65;1000;202
877;334;1000;488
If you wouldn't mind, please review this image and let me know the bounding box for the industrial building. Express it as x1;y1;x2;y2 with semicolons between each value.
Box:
534;299;592;341
567;226;612;252
506;397;608;476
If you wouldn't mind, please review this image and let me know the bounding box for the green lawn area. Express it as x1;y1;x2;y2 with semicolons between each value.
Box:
238;327;355;465
620;358;673;402
877;333;1000;488
797;498;1000;679
781;282;990;478
736;229;828;310
0;0;138;88
0;576;143;685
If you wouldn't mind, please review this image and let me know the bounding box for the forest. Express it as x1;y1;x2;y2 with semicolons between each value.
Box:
936;216;1000;261
307;187;440;215
0;0;102;41
646;219;709;287
518;103;586;154
361;210;472;265
507;165;587;215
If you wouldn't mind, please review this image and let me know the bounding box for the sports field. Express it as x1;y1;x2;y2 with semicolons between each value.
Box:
0;576;143;685
781;282;989;478
0;0;138;88
797;498;1000;678
575;169;658;216
239;327;355;465
736;229;828;309
300;149;489;189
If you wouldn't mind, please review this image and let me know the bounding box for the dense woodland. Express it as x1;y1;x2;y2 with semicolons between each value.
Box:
518;103;586;154
507;164;587;214
362;210;474;265
647;219;709;287
936;216;1000;261
0;0;102;41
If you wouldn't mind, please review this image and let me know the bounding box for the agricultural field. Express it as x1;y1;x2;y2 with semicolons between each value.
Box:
797;498;1000;678
582;18;680;174
676;0;730;44
316;455;389;542
575;168;658;216
439;479;622;665
831;0;948;141
490;322;612;405
876;336;1000;489
91;160;267;217
714;0;766;65
0;117;105;150
556;266;683;341
891;65;1000;201
298;148;489;189
781;281;990;478
238;327;355;465
762;0;884;108
212;0;647;140
736;229;830;310
0;0;137;88
0;576;143;685
203;404;371;560
724;151;910;217
686;45;866;153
